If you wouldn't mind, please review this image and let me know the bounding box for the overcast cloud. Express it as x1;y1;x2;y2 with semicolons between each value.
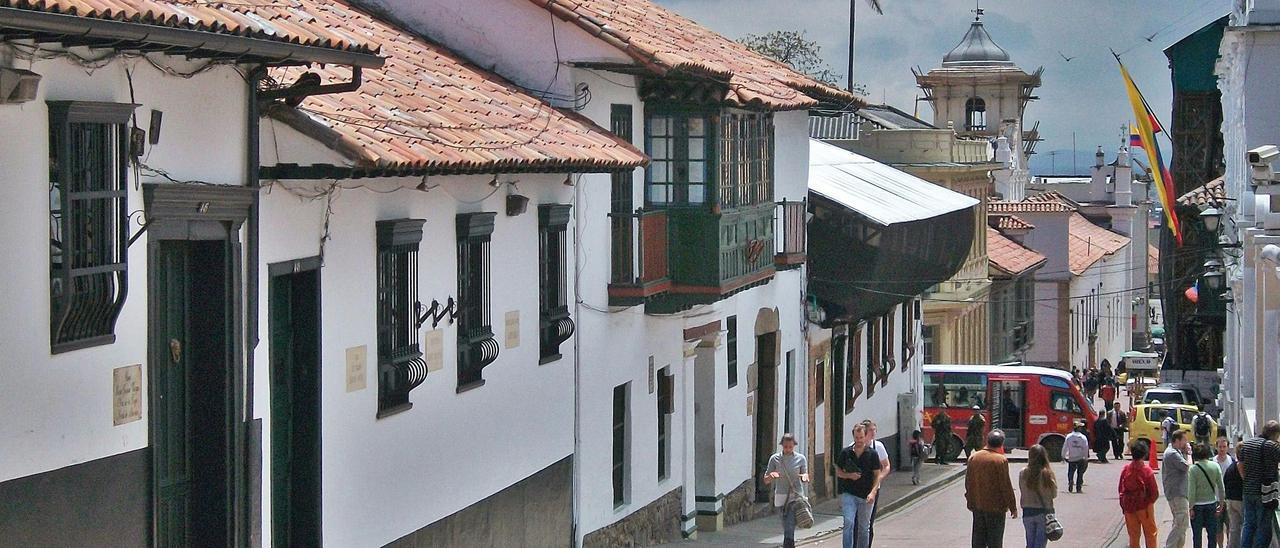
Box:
655;0;1229;166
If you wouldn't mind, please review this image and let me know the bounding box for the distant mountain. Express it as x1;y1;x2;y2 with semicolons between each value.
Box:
1029;149;1106;176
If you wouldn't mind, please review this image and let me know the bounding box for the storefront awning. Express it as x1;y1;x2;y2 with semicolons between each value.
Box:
807;140;979;323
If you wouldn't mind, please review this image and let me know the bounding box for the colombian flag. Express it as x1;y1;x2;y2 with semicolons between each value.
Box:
1117;59;1183;245
1129;126;1143;149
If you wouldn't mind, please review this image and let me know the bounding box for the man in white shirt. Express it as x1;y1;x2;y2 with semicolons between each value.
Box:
862;420;892;547
1064;422;1091;493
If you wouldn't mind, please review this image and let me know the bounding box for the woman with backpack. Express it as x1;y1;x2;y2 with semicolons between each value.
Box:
1119;440;1161;548
1019;444;1058;548
909;429;928;485
1187;443;1225;548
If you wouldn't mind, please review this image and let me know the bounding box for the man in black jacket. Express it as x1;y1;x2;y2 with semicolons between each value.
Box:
1093;408;1115;463
1108;402;1128;460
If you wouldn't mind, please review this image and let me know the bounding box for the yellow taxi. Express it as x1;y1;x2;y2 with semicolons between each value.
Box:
1129;403;1220;454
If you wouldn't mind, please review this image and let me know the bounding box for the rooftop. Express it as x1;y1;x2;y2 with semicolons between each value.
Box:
1068;213;1130;275
264;0;647;177
1177;176;1226;207
1026;189;1083;209
942;13;1015;68
988;227;1046;277
989;214;1035;231
530;0;855;110
989;200;1075;214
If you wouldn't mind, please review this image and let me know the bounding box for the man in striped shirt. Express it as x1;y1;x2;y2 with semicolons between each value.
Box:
1237;420;1280;548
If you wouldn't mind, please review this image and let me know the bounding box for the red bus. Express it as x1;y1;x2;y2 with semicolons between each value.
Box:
922;364;1097;461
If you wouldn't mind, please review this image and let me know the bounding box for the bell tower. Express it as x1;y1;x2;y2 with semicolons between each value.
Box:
915;8;1042;200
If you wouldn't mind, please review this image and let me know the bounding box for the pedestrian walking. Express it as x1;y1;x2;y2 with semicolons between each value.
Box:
1192;410;1214;448
1084;368;1099;403
1120;440;1161;548
1236;420;1280;548
1213;438;1237;548
835;424;881;548
862;419;892;547
965;430;1018;548
1187;443;1224;548
1065;422;1091;493
966;406;986;460
1161;411;1178;449
932;408;953;465
909;429;928;486
1111;402;1130;460
1095;408;1116;463
1221;459;1244;548
1019;444;1058;548
1101;370;1118;410
764;433;810;548
1163;430;1193;548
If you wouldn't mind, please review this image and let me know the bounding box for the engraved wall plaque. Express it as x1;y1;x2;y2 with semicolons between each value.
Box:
504;310;520;349
424;329;445;372
113;364;142;426
345;346;367;392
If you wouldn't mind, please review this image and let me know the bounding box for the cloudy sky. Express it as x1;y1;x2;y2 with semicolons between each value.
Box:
655;0;1229;167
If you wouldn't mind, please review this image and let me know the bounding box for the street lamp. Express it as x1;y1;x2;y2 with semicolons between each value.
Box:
1200;207;1223;233
1203;269;1225;291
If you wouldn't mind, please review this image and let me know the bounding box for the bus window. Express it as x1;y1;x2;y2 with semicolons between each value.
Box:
1049;391;1082;414
1040;376;1070;390
925;372;987;407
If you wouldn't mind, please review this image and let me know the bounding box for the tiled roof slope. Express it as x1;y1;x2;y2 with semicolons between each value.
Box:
1026;190;1081;208
989;200;1075;214
0;0;379;55
529;0;857;110
266;1;648;176
1068;213;1129;275
988;227;1046;277
989;213;1035;231
1177;176;1225;207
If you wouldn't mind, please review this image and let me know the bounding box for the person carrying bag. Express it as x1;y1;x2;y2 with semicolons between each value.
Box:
764;433;810;548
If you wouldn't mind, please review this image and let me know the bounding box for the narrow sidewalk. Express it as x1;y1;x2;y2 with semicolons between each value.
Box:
660;462;967;547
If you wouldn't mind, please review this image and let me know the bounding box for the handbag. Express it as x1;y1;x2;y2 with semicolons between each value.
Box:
1044;511;1064;542
782;468;815;529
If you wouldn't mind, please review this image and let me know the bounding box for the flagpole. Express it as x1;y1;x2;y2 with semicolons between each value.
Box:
848;0;856;92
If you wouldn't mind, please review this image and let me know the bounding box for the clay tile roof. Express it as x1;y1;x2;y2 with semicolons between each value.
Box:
529;0;857;110
989;200;1075;214
1177;176;1226;207
987;227;1046;277
989;213;1035;231
0;0;380;56
1026;190;1081;208
1067;213;1129;275
1149;244;1159;275
265;1;648;176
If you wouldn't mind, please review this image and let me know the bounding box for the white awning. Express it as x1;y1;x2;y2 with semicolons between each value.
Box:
809;139;979;226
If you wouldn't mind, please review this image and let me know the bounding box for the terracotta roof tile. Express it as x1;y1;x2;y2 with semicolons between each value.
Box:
0;0;379;55
989;213;1035;231
989;200;1075;214
987;227;1046;277
529;0;857;110
1068;213;1129;275
265;1;647;176
1177;176;1226;207
1026;190;1081;208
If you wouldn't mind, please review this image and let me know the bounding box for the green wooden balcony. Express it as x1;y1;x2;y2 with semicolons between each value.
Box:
645;203;776;313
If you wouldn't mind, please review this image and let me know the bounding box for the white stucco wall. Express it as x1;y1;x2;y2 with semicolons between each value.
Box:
258;121;578;546
0;53;247;483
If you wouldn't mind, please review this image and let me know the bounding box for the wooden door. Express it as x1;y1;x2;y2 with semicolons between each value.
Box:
754;332;777;502
270;264;322;547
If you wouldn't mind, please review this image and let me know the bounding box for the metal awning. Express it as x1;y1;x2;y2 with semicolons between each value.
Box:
806;139;979;323
808;139;978;226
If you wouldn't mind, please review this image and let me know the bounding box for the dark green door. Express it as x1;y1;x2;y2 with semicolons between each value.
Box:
270;263;322;547
151;240;232;547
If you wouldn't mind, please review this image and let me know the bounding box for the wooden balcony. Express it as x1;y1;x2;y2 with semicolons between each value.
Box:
648;203;776;313
775;200;806;270
608;209;672;306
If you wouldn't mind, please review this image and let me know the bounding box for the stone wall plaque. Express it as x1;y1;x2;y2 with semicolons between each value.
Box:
504;310;520;349
424;329;445;372
648;356;655;394
112;364;142;426
746;393;754;416
345;346;367;392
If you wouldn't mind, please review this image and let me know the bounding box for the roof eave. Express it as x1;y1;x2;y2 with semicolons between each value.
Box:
0;6;384;68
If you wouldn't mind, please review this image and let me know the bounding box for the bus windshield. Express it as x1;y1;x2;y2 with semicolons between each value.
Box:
925;372;988;408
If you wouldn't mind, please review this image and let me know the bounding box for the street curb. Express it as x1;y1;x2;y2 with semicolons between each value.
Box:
796;467;968;546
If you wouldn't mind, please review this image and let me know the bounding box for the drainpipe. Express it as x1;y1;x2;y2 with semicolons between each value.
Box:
571;174;584;547
244;64;264;548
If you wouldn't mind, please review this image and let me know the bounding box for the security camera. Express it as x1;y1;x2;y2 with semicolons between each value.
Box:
1249;145;1280;186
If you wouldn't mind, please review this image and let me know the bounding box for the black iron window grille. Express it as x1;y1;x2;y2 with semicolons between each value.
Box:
611;104;636;283
538;205;574;363
726;315;738;388
48;101;135;354
457;212;499;389
719;111;775;210
375;219;428;418
657;368;673;481
612;382;630;506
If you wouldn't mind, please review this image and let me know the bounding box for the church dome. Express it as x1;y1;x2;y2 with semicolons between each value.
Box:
942;15;1015;67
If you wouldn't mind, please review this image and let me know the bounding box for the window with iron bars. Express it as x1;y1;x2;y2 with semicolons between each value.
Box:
48;101;135;354
539;204;574;363
457;212;498;390
610;104;636;284
718;110;775;210
375;219;427;418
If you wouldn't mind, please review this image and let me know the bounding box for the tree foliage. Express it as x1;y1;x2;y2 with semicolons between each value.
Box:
740;30;858;93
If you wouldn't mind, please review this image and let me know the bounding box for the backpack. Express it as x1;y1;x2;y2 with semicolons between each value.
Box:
1119;463;1150;512
1194;413;1211;438
1162;416;1177;439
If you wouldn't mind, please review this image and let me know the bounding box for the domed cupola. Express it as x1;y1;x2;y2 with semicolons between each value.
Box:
942;10;1015;67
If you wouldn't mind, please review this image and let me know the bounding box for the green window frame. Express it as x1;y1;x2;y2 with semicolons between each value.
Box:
645;109;713;206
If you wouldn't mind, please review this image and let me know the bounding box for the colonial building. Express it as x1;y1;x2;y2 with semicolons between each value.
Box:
915;9;1042;203
805;139;978;489
0;3;382;545
350;0;854;543
987;217;1046;363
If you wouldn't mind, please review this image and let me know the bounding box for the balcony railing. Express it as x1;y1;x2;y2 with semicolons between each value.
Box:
608;209;671;305
775;199;806;269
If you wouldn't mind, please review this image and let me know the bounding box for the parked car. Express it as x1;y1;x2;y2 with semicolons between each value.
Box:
1129;403;1220;453
1160;383;1212;407
1141;387;1194;407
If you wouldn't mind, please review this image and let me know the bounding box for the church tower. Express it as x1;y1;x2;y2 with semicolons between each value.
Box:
915;9;1042;200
